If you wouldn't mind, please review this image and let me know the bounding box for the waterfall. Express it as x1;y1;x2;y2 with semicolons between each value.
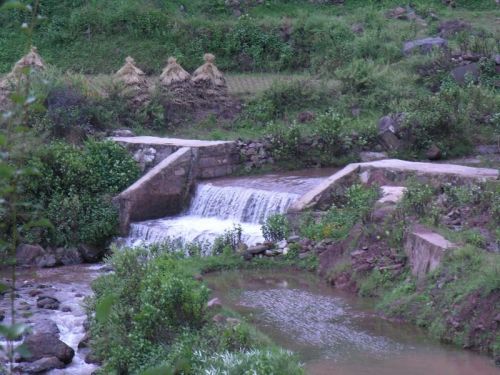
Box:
188;184;299;224
122;181;301;250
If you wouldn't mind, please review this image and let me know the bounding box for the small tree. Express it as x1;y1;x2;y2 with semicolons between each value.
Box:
0;1;49;373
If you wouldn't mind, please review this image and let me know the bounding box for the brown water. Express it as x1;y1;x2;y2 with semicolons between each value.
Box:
206;269;499;375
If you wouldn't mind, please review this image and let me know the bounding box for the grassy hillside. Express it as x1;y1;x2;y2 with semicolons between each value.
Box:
0;0;498;74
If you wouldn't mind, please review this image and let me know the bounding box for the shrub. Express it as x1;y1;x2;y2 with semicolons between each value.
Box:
90;248;305;374
399;179;435;217
400;81;499;158
192;348;304;375
299;184;378;241
262;214;290;242
23;140;139;247
336;59;387;96
212;224;243;255
267;121;302;161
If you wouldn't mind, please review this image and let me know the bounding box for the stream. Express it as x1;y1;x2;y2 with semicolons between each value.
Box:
1;169;498;374
206;269;499;375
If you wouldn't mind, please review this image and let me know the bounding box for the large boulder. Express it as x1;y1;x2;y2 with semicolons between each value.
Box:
77;244;104;263
16;244;45;266
21;328;74;364
55;247;83;265
403;37;448;55
32;319;60;336
15;356;65;373
377;113;406;151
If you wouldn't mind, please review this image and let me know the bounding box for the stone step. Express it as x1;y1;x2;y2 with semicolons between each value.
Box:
404;225;457;281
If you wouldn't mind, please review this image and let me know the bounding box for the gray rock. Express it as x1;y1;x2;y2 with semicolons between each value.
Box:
35;254;57;268
77;244;104;263
84;351;102;365
247;244;269;255
55;247;83;266
111;129;135;137
351;23;364;34
403;37;448;55
15;356;65;373
22;333;74;364
32;319;60;336
207;298;222;309
277;239;288;249
377;113;406;151
16;244;45;266
36;295;60;310
450;63;480;85
360;151;388;162
78;333;90;349
426;144;442;160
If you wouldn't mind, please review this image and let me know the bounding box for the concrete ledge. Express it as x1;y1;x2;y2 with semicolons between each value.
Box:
404;225;457;281
289;159;499;212
110;136;233;147
112;136;239;176
113;147;196;234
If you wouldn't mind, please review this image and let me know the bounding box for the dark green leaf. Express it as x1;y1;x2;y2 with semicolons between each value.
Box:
96;294;115;323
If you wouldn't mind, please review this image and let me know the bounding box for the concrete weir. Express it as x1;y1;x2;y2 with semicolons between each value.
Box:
111;136;241;233
288;159;499;212
111;136;498;236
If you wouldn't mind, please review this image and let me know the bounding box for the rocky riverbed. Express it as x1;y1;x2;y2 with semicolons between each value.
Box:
0;264;106;374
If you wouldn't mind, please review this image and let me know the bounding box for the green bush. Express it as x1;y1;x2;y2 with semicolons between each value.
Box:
23;140;139;247
90;248;305;374
400;81;499;158
212;224;243;255
262;214;290;242
300;184;379;240
399;178;435;217
267;121;302;161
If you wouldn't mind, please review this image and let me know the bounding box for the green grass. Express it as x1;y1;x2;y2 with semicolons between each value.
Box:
1;0;498;74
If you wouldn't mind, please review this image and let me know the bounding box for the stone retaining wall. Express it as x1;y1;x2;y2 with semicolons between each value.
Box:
111;136;240;178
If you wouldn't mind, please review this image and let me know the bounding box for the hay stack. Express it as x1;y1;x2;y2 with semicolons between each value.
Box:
192;53;228;100
159;57;193;101
10;46;45;77
115;56;150;108
0;46;46;111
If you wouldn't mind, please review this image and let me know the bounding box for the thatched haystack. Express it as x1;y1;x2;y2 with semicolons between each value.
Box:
0;46;46;111
192;53;228;100
159;57;194;101
114;56;150;108
10;46;45;77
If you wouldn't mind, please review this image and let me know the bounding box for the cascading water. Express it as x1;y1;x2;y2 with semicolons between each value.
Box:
123;183;300;250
